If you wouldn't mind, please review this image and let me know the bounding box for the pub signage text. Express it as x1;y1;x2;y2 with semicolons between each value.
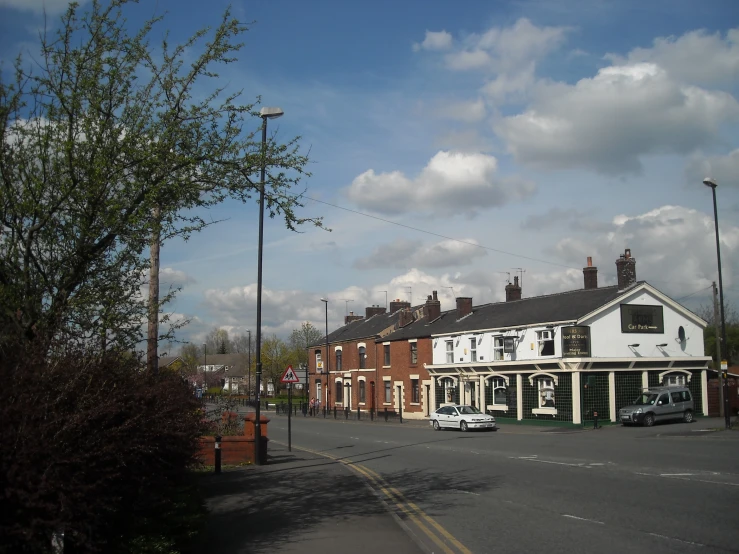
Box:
561;326;591;358
620;304;664;334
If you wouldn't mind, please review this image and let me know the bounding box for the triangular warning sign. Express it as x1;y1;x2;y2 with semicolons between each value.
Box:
280;365;300;383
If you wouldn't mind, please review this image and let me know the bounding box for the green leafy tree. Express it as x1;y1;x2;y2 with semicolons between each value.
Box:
261;334;290;394
288;322;323;368
205;328;232;355
0;0;322;360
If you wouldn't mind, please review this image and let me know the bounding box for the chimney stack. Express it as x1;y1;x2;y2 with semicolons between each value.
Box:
505;276;522;302
345;311;364;324
398;307;414;327
365;305;386;319
424;290;441;322
389;299;410;314
583;256;598;290
456;297;473;319
616;248;637;291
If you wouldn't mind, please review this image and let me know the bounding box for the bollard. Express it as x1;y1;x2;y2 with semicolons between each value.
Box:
357;406;361;420
214;434;222;474
345;406;349;419
593;411;599;429
370;408;374;421
399;404;403;424
334;406;337;419
384;407;388;422
323;406;326;418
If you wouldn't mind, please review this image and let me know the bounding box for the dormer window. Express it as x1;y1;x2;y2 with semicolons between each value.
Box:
537;330;554;356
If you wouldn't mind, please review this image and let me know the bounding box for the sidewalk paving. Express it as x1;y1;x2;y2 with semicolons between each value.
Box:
194;443;424;554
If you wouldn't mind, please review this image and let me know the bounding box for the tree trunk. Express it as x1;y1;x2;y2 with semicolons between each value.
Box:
147;204;161;375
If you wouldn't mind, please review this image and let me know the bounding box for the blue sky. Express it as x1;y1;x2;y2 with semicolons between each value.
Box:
2;0;738;352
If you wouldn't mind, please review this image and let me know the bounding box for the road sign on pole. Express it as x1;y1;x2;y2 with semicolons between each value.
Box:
281;365;300;383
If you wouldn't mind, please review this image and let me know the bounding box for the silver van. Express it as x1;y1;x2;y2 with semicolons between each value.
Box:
618;387;694;427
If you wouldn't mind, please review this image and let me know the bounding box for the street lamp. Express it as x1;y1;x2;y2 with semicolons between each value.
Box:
247;329;251;400
321;298;330;410
203;343;207;396
254;106;284;466
703;177;730;429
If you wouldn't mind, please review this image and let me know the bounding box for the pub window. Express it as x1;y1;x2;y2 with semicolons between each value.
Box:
445;341;454;363
359;346;366;369
410;342;418;364
491;377;507;405
384;381;392;403
359;380;366;403
537;330;555;356
664;373;686;387
384;344;391;366
335;350;342;372
315;349;322;370
470;338;477;362
335;381;343;403
411;379;420;403
493;337;504;361
538;377;555;409
441;377;456;403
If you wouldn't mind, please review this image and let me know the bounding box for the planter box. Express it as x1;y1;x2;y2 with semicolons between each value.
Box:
198;413;270;465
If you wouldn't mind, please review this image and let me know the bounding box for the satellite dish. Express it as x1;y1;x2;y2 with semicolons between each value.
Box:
678;326;686;342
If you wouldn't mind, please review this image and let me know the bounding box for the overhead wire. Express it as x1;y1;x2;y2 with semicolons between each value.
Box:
304;196;732;290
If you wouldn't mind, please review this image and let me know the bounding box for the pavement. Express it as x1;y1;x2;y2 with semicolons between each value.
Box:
196;408;738;554
194;442;425;554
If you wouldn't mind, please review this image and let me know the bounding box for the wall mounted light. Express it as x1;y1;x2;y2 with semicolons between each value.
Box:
628;344;640;348
657;343;668;347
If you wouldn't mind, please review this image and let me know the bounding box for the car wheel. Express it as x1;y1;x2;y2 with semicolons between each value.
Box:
643;413;655;427
433;420;441;431
460;421;468;432
683;410;693;424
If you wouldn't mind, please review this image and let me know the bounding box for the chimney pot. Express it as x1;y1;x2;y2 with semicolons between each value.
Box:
424;290;441;321
583;256;598;290
505;276;522;302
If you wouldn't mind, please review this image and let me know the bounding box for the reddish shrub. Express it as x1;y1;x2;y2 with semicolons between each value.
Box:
0;350;207;552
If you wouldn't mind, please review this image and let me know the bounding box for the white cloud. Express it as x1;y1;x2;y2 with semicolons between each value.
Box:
160;267;196;287
413;30;453;52
436;98;486;123
554;205;739;296
685;149;739;187
480;63;536;103
609;28;739;87
345;151;536;216
0;0;88;14
354;238;486;270
495;63;739;174
444;18;569;73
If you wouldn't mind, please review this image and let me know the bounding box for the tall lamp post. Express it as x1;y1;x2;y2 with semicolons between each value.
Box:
254;106;284;466
703;177;731;430
321;298;330;410
247;329;252;400
203;343;207;397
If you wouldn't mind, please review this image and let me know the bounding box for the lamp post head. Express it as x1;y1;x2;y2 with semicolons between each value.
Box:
628;344;640;348
703;177;717;188
260;106;284;120
320;298;328;303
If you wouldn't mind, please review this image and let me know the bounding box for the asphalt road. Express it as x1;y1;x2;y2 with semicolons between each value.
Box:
266;414;739;554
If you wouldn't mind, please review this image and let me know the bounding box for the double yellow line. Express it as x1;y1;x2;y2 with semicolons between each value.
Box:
275;441;472;554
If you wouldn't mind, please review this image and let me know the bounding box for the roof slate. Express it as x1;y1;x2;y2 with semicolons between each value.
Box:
380;284;628;341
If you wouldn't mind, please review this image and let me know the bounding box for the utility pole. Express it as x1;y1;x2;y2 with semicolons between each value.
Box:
378;290;388;310
713;282;724;418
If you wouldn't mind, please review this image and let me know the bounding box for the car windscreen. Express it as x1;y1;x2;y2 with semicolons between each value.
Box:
458;406;482;415
633;393;658;406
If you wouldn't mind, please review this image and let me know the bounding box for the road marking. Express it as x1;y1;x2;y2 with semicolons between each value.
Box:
589;463;605;466
634;471;739;487
515;457;589;468
562;514;604;525
660;473;694;476
648;532;704;547
272;440;471;554
450;489;480;496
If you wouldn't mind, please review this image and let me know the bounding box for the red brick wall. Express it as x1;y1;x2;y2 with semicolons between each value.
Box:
197;436;267;465
386;338;432;414
309;338;379;408
707;378;739;416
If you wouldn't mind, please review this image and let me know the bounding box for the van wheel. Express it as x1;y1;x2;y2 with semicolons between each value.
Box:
460;421;468;432
683;410;693;424
643;413;655;427
433;420;441;431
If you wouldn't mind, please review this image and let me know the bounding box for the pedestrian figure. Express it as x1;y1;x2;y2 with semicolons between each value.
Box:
310;397;315;416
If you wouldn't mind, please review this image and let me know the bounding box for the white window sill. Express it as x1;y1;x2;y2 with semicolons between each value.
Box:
383;402;392;406
383;365;391;369
532;408;557;415
359;402;366;406
410;402;420;406
486;405;509;412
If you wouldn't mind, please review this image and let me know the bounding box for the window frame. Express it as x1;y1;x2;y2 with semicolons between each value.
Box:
411;379;420;403
384;381;392;403
359;346;366;369
410;342;418;365
470;338;477;362
445;340;454;363
491;377;507;406
536;330;555;357
493;337;504;361
383;344;391;366
537;377;555;410
335;349;342;372
359;380;366;403
335;380;343;403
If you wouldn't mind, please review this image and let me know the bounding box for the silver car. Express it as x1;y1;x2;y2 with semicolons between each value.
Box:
430;405;497;431
619;387;694;427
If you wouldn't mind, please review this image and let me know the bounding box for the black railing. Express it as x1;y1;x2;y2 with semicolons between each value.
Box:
268;401;406;423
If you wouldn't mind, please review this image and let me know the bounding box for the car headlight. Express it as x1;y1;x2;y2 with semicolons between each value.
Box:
634;408;642;414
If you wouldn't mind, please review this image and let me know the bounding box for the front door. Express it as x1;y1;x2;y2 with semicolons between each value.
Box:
345;381;351;410
655;392;671;421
